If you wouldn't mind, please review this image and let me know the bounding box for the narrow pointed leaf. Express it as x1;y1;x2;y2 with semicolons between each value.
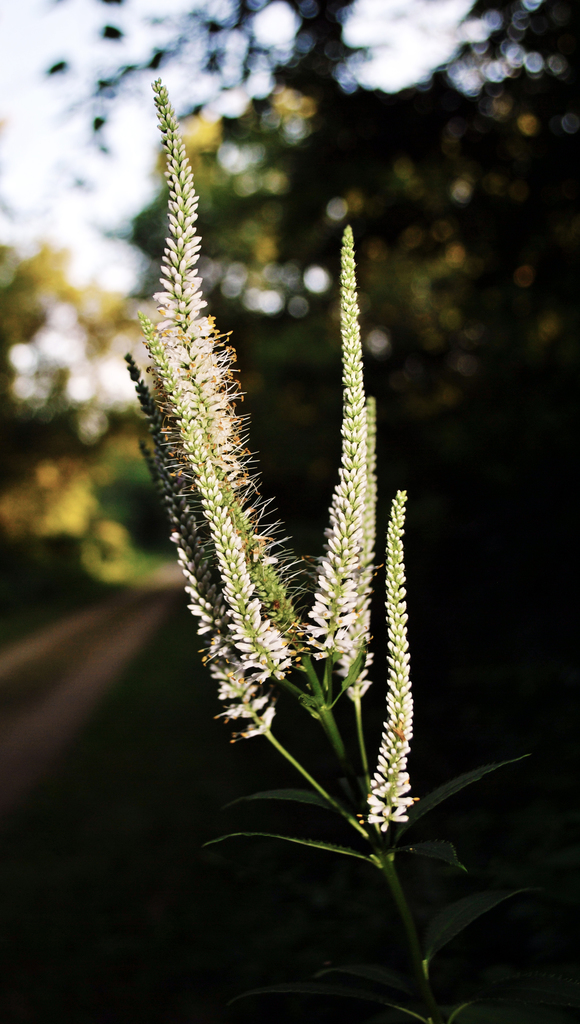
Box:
451;1004;573;1023
203;832;373;862
222;788;342;814
397;757;529;838
425;889;530;961
228;982;428;1020
475;973;580;1009
396;840;466;871
315;964;413;995
332;650;366;706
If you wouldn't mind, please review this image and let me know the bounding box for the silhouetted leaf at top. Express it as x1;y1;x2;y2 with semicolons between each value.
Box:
102;25;123;40
148;51;164;70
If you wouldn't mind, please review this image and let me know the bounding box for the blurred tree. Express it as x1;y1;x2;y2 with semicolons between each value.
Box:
124;0;579;535
122;0;580;869
0;245;168;603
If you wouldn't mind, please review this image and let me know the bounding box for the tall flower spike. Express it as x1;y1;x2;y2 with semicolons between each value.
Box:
308;225;367;659
136;82;297;729
361;396;377;577
152;80;207;336
367;491;414;832
343;394;377;698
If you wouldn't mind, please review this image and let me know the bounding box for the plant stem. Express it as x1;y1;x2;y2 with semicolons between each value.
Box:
264;729;369;838
276;675;310;702
300;656;361;793
323;655;334;702
317;703;348;765
353;691;370;792
446;1004;472;1024
379;854;445;1024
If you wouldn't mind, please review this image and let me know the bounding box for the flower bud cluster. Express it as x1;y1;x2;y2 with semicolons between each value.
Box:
308;227;368;660
367;491;414;832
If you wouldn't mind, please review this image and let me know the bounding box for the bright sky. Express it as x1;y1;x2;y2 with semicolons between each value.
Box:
0;0;478;293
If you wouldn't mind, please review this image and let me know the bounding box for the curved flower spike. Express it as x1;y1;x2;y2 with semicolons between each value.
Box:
132;82;302;737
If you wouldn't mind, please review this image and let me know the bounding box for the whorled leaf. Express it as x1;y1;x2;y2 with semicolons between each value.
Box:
228;981;429;1021
315;963;413;994
222;788;343;814
451;1000;575;1023
473;973;580;1009
396;757;529;839
424;889;531;962
396;840;466;871
331;649;366;706
203;832;373;862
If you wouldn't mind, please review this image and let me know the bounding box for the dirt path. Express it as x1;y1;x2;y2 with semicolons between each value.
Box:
0;570;183;817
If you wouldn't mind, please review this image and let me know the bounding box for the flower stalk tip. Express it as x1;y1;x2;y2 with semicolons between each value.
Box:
307;225;368;663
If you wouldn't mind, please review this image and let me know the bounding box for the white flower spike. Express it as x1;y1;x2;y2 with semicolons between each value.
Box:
341;394;378;698
368;491;414;832
138;81;300;735
308;225;368;661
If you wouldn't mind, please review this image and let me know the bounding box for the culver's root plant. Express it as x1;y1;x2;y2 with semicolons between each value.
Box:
127;80;580;1024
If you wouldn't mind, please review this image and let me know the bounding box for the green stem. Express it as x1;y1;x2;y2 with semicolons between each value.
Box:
379;854;445;1024
317;703;347;765
264;729;369;838
353;691;370;792
299;657;360;793
276;675;310;702
323;655;334;702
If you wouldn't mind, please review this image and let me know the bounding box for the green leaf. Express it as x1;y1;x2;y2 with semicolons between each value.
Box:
424;889;530;962
363;1013;426;1024
475;973;580;1009
228;982;428;1020
452;1003;573;1023
331;650;366;706
203;832;373;863
396;840;466;871
315;963;413;995
397;757;529;838
222;788;342;814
